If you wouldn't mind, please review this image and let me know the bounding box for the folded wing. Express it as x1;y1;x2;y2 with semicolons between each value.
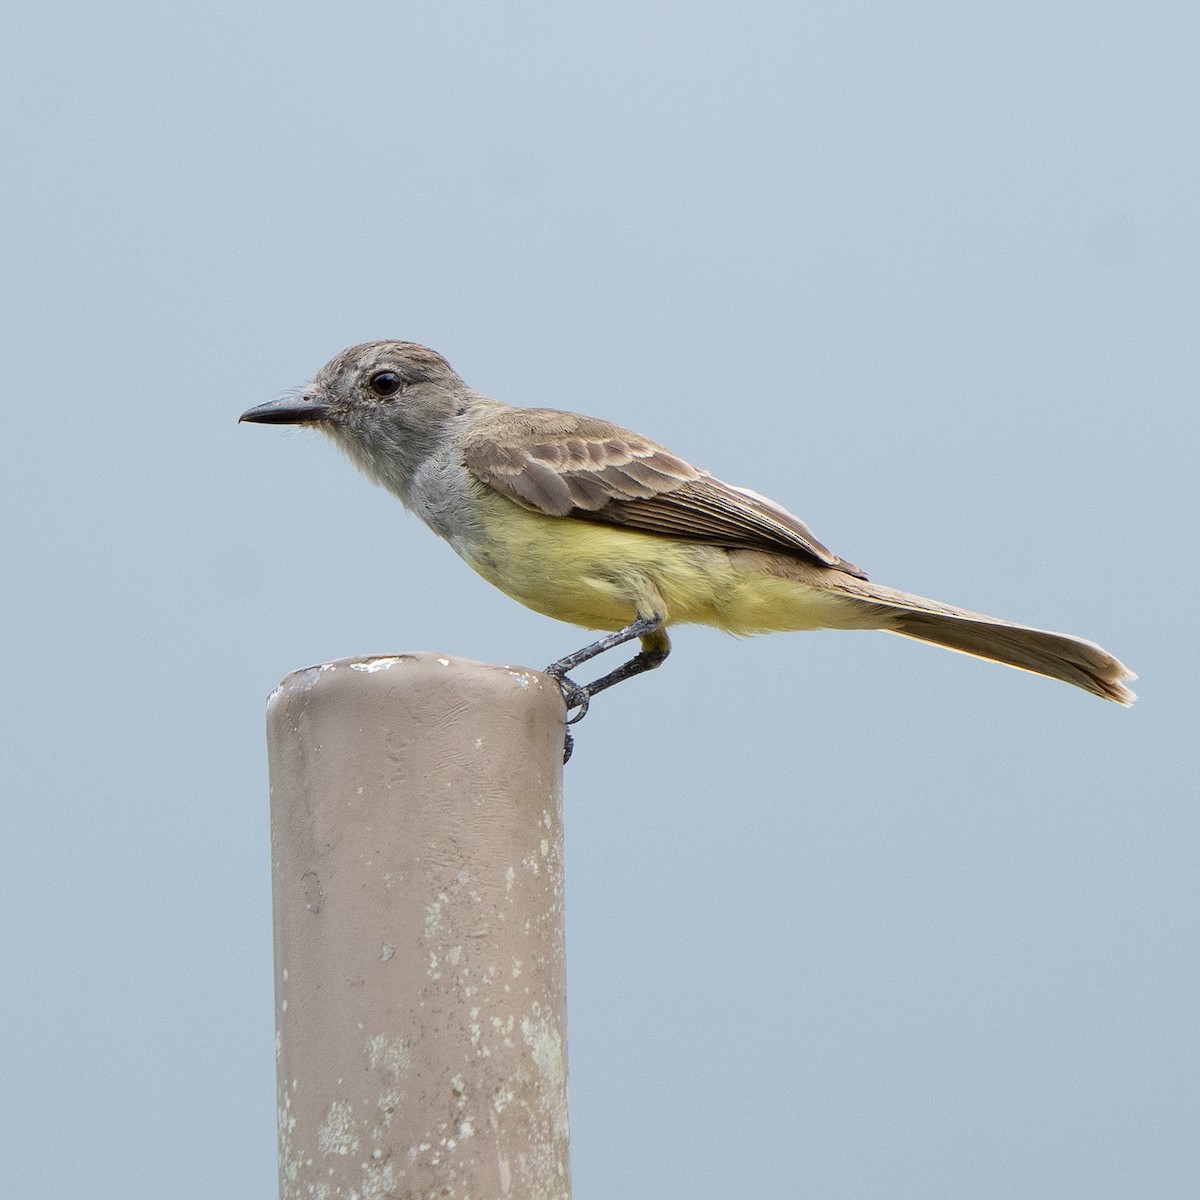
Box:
462;407;866;578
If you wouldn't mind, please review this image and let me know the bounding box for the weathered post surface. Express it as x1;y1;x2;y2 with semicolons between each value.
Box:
265;653;570;1200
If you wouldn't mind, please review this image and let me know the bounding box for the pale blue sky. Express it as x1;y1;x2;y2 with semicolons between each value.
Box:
2;2;1196;1196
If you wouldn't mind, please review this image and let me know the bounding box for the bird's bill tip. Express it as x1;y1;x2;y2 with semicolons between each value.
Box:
239;394;332;425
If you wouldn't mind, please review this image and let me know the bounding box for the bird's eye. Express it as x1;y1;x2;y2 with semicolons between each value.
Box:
368;370;404;398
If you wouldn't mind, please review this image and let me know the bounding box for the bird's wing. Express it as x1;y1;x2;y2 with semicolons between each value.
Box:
461;407;866;577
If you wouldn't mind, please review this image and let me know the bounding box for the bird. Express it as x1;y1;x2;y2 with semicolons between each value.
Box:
241;341;1135;758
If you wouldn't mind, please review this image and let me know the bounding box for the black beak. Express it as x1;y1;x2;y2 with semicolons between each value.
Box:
239;392;333;425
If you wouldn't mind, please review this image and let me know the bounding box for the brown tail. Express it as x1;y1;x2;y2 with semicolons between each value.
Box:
841;582;1136;705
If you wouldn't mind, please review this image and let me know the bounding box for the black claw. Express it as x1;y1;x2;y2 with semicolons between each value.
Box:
564;690;589;724
547;670;590;724
546;671;589;764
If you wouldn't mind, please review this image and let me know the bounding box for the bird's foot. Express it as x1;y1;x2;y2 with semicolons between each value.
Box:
545;669;590;764
546;668;591;723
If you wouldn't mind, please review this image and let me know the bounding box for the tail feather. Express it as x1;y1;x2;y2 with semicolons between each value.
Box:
841;582;1136;705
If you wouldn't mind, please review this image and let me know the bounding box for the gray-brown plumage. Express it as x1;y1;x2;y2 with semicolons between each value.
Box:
241;340;1137;713
462;409;865;575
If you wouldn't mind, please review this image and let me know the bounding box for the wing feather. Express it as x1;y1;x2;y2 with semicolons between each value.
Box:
462;407;866;578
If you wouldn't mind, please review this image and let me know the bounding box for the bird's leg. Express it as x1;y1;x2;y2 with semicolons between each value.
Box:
545;614;671;737
574;623;671;699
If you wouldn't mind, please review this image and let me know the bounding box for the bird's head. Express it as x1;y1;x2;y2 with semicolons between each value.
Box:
240;341;472;496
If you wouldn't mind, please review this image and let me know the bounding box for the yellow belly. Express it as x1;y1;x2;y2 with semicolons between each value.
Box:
454;491;858;635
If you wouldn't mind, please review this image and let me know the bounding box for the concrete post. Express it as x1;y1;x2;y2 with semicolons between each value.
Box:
265;653;570;1200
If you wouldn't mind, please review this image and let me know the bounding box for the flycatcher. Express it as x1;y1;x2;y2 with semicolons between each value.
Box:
241;341;1135;747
